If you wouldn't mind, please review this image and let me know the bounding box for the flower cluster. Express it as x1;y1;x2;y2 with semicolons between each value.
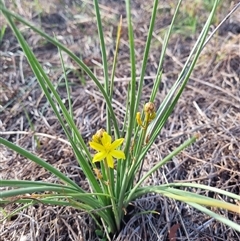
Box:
136;102;156;128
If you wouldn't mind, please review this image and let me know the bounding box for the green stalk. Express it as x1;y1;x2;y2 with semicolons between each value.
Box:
104;159;119;232
93;0;111;134
135;0;159;111
123;0;136;160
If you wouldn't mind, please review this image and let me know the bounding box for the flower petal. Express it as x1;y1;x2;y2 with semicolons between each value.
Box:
101;132;112;146
89;141;105;152
93;152;107;162
106;154;114;168
110;138;124;150
110;150;125;160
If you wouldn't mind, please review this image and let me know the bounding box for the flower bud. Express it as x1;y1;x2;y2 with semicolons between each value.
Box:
136;112;143;126
92;128;105;143
144;102;155;114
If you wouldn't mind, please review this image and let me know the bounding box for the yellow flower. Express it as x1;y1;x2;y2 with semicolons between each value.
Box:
89;131;125;168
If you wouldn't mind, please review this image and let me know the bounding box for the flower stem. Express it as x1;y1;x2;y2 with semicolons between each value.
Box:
104;159;121;232
136;111;151;182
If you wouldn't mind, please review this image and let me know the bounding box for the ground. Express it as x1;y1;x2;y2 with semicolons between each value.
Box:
0;0;240;240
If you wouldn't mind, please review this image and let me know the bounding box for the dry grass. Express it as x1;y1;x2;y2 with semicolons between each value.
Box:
1;0;240;240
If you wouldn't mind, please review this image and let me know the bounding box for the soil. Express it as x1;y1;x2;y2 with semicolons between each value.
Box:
0;0;240;240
